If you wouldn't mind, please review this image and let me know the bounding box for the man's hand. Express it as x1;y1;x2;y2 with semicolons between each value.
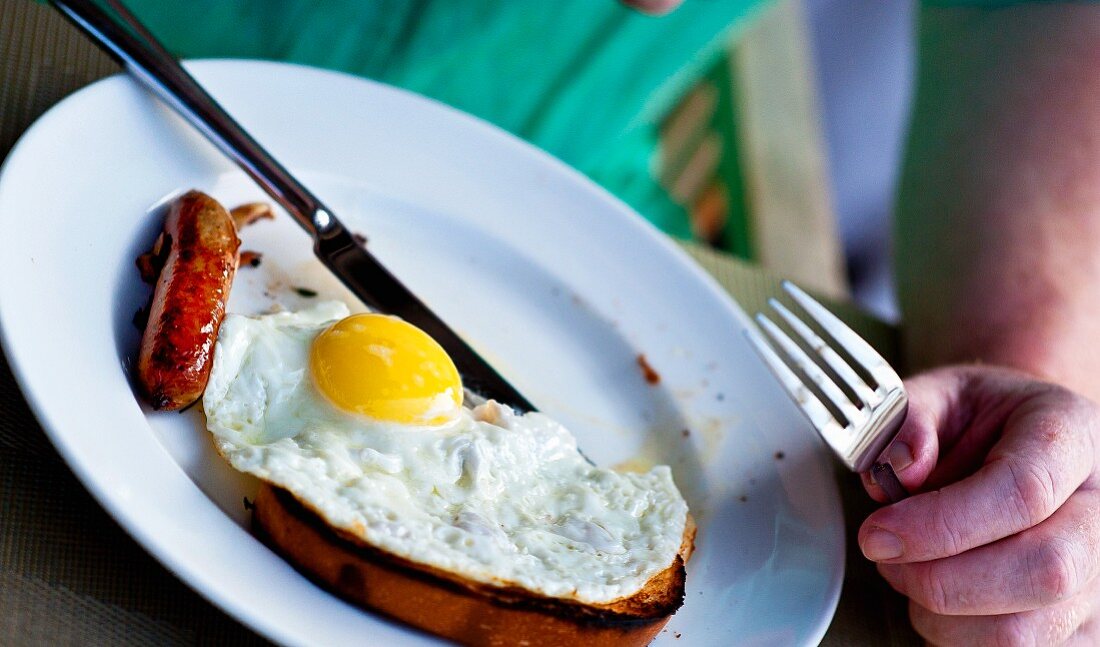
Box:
860;366;1100;645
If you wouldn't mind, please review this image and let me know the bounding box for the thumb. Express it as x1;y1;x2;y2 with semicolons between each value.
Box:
861;368;965;502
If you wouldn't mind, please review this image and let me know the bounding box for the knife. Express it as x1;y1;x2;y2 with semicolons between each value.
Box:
51;0;535;412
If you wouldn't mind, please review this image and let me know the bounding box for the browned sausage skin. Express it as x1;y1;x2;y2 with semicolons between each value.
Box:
137;190;240;410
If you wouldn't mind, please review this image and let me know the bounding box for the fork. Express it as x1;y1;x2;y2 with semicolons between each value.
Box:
745;281;910;503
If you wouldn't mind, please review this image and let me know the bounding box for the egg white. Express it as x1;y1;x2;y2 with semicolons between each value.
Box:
203;302;689;604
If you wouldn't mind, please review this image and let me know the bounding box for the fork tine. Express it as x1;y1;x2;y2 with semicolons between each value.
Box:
754;313;868;428
742;327;849;453
768;298;881;409
781;281;902;390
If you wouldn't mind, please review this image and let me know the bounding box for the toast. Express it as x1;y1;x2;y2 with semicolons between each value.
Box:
252;483;696;647
200;305;695;645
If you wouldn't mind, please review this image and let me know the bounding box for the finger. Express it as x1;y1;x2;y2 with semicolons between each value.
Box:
909;577;1097;647
916;369;1065;492
861;366;1033;500
860;386;1096;563
876;490;1100;615
619;0;684;15
862;366;1055;500
861;369;960;501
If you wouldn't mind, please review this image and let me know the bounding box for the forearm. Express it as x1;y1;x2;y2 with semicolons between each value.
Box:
898;5;1100;400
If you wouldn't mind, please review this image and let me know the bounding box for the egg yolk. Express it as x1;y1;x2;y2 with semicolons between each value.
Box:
310;314;463;425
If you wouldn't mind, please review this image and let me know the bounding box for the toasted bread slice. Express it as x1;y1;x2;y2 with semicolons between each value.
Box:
253;483;696;646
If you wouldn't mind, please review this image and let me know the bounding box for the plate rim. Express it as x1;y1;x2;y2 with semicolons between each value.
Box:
0;58;844;646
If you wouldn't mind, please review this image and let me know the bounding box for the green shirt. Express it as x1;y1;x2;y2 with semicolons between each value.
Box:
128;0;767;240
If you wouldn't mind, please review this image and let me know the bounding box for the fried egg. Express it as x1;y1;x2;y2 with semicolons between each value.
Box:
202;302;689;603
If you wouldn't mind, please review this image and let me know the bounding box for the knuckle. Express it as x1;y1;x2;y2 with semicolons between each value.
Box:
1027;540;1079;604
1007;459;1059;528
990;614;1036;647
1035;410;1070;446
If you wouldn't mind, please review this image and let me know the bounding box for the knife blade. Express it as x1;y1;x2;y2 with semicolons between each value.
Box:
52;0;536;412
317;229;534;410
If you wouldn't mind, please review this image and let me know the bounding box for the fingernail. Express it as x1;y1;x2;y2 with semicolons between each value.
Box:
862;529;903;561
886;440;914;473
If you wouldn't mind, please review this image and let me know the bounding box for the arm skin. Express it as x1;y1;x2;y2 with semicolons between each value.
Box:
897;5;1100;401
860;6;1100;645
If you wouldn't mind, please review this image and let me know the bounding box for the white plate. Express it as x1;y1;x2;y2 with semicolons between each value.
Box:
0;60;842;646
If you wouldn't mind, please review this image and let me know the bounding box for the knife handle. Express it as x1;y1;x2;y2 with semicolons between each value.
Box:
50;0;341;240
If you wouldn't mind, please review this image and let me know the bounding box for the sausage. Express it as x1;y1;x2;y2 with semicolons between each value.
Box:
137;190;240;410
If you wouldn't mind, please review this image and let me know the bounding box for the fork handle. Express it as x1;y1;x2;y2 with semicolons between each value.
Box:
872;462;909;503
